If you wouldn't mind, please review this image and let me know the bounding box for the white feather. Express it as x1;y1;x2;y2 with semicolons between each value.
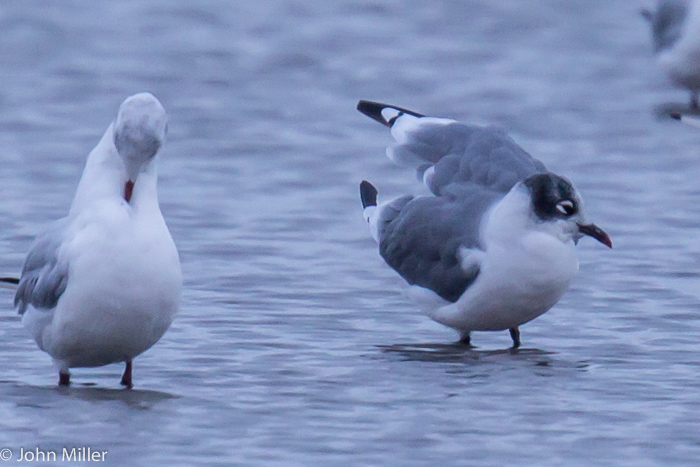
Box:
19;93;182;372
428;184;580;333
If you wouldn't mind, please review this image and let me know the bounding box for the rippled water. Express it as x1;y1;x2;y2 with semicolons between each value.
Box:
1;1;699;465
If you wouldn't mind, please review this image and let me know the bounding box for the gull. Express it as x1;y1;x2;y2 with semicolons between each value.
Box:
642;0;700;109
0;93;182;387
358;100;611;348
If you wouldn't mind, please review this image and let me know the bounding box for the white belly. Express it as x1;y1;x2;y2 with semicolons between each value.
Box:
429;231;579;333
22;202;182;368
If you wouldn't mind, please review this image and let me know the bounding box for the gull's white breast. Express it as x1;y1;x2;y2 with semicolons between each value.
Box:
22;198;182;368
428;186;579;334
444;231;578;332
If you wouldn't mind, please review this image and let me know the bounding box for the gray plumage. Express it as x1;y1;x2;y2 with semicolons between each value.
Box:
642;0;689;52
377;186;500;302
389;121;546;196
361;102;548;303
14;218;69;314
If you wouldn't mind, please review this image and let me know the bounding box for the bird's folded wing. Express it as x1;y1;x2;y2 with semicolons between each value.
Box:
388;119;547;196
15;219;69;315
377;188;499;303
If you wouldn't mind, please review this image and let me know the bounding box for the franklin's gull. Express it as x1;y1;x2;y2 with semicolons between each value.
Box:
358;100;611;347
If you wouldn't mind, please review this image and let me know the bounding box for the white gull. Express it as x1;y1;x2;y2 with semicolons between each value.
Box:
1;92;181;387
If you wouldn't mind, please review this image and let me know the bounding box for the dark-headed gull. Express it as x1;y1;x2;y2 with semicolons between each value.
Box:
1;93;181;387
358;100;611;348
642;0;700;109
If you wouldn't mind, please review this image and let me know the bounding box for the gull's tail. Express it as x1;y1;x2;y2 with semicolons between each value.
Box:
357;99;458;192
0;277;19;290
360;180;378;209
360;180;380;242
359;181;415;245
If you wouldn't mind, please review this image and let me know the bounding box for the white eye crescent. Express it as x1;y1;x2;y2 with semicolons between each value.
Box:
556;200;575;215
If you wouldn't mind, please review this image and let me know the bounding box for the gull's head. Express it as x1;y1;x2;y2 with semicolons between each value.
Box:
113;92;168;202
523;173;612;248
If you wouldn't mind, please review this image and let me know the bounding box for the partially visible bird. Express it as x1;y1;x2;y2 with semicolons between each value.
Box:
642;0;700;109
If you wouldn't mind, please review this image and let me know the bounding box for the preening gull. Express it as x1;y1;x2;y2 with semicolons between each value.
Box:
358;100;611;347
1;93;181;387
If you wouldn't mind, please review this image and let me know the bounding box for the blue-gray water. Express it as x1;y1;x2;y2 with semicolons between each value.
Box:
0;1;699;465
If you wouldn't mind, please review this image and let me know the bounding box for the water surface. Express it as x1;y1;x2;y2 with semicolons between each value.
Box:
0;1;699;465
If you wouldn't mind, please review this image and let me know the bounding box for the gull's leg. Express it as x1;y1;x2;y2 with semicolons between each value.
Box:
58;369;70;386
120;359;133;388
509;328;521;348
459;332;471;347
691;92;699;110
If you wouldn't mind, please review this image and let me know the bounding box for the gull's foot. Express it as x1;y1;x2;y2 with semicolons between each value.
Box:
459;332;472;347
509;328;521;349
120;360;133;388
58;370;70;386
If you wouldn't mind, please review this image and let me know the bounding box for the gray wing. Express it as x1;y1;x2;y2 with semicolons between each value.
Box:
15;218;69;315
643;0;689;52
358;101;545;301
377;186;500;303
390;121;547;196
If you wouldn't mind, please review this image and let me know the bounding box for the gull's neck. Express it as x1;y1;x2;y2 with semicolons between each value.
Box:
483;184;578;249
69;123;159;215
481;186;532;248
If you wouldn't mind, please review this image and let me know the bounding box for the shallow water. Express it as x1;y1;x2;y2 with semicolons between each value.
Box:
1;1;699;465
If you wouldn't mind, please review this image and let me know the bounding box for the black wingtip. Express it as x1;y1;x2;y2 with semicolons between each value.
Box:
360;180;378;208
0;277;19;285
357;100;424;127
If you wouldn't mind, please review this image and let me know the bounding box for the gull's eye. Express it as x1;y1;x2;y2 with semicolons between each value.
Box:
556;200;576;216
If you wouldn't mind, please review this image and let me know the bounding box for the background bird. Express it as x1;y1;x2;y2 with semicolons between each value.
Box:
642;0;700;110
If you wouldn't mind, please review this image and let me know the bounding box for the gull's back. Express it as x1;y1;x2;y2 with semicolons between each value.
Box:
388;117;547;197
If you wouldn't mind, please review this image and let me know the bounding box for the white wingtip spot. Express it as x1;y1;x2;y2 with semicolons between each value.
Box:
381;107;402;123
